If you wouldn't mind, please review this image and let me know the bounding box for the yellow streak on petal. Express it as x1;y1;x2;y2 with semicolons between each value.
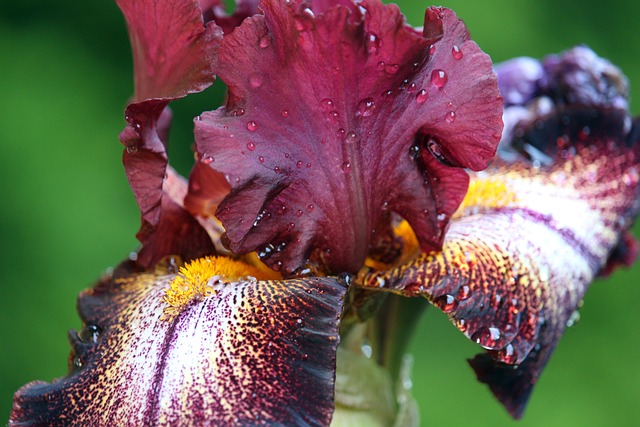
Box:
454;177;518;218
161;255;280;320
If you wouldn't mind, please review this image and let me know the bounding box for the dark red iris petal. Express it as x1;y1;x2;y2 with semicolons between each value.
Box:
192;0;502;274
200;0;262;33
116;0;224;268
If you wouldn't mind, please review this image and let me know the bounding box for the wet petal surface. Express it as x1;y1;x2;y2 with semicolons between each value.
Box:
192;0;502;274
10;260;346;426
358;107;640;418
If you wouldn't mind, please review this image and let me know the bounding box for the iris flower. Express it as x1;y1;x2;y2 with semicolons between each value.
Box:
9;1;639;426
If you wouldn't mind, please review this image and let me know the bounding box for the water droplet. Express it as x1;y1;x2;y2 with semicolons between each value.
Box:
306;163;312;168
457;284;471;300
377;61;386;71
236;108;246;116
429;44;436;55
249;73;264;88
341;162;352;172
345;131;359;144
472;326;504;350
258;243;276;259
435;294;457;313
301;353;309;361
246;141;256;151
327;111;340;123
357;98;376;117
274;166;281;173
384;63;400;74
431;69;448;88
498;344;518;364
281;109;289;118
409;144;421;159
382;89;394;99
246;121;258;132
296;160;303;168
203;155;214;164
126;146;138;154
320;98;334;112
294;317;305;328
452;45;463;60
457;318;468;332
445;111;456;123
426;138;449;164
259;35;271;48
337;128;346;139
365;32;382;53
78;324;101;343
307;204;315;212
416;89;428;104
258;156;265;163
296;209;303;217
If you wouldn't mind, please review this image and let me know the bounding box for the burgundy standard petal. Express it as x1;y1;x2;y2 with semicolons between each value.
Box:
116;0;224;268
10;260;347;426
358;107;640;418
192;0;503;274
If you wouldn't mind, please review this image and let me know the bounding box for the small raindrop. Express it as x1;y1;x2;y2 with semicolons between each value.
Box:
78;324;101;343
457;318;468;332
258;243;276;260
259;35;271;48
345;131;359;144
429;44;436;55
382;89;394;99
296;160;303;168
365;32;382;53
341;162;352;172
126;146;138;154
377;61;386;71
246;121;258;132
327;111;340;123
499;344;518;364
274;166;281;173
307;204;315;212
320;98;334;112
236;108;246;116
337;128;346;138
452;45;463;60
435;294;457;313
296;209;303;217
416;89;428;104
445;111;456;123
431;69;448;88
457;284;471;300
407;82;418;94
472;326;504;350
203;155;214;164
249;73;264;89
246;141;256;151
357;98;376;117
281;109;289;118
258;156;265;163
384;63;400;74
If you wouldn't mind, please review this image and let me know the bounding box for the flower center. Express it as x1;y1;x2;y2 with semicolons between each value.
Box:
161;255;280;320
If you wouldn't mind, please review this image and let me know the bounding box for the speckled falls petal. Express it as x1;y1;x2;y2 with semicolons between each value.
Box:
192;0;503;274
116;0;224;268
358;107;640;418
10;261;347;427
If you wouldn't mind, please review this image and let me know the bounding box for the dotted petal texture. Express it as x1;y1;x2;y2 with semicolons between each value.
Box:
358;107;640;418
10;262;347;426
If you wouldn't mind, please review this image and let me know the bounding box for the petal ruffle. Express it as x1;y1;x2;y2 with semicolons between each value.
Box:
116;0;224;268
192;0;502;274
10;260;347;426
358;107;640;418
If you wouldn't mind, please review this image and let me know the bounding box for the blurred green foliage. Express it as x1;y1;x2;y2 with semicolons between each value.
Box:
1;0;639;425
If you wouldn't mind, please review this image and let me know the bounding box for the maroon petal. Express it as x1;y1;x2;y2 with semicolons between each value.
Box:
10;260;347;426
193;1;502;274
358;107;640;418
116;0;224;268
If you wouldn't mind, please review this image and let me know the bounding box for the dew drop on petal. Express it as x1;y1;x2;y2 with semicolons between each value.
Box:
247;121;258;131
429;44;436;55
407;82;418;94
281;109;289;118
296;160;303;168
320;98;334;112
258;156;265;163
434;294;457;313
307;204;315;212
457;318;468;332
377;61;386;71
365;32;382;53
445;111;456;123
452;45;463;60
357;98;376;117
382;89;394;99
259;35;271;48
498;344;518;364
236;108;245;116
345;131;359;144
431;69;448;88
274;166;281;173
246;141;256;151
249;73;264;89
203;155;214;164
327;111;340;123
384;63;400;75
337;128;346;139
416;89;428;104
341;162;352;172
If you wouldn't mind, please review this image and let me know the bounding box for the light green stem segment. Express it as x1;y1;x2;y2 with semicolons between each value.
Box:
331;348;419;427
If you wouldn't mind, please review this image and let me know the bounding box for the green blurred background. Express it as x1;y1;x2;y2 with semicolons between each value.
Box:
1;1;639;425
